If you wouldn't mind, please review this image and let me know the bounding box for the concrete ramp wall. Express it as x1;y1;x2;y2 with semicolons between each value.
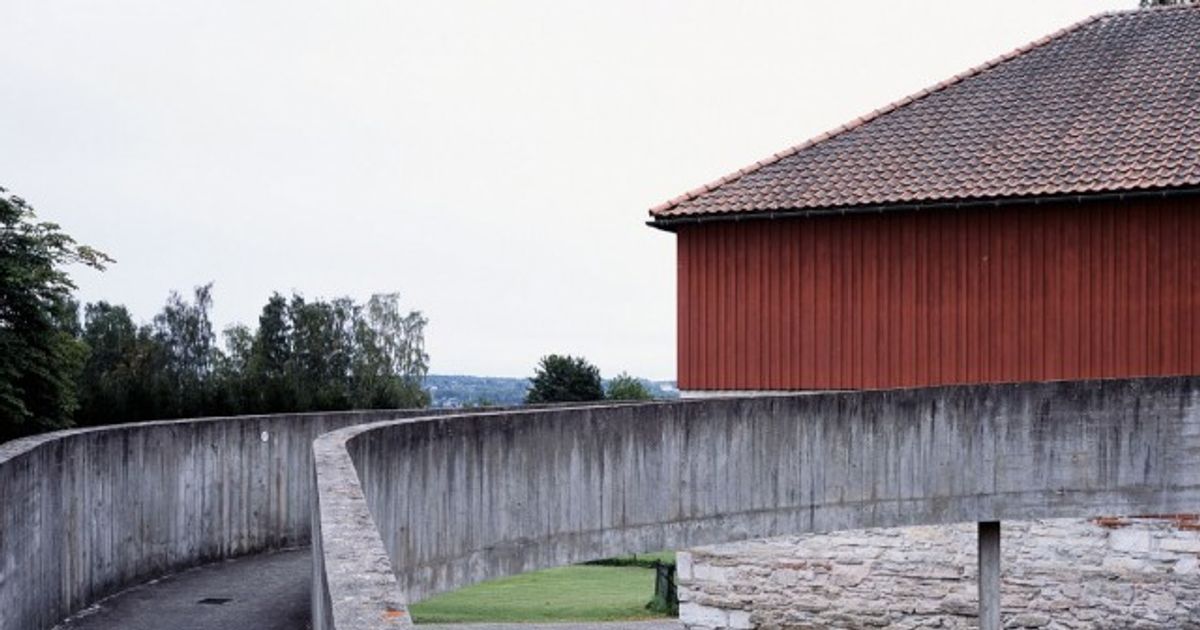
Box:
0;409;443;630
312;378;1200;629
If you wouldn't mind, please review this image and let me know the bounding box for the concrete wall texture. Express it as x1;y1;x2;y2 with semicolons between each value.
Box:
313;377;1200;629
4;376;1200;630
0;409;446;630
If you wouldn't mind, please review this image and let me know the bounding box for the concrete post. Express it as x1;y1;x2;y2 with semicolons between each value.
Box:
978;521;1001;630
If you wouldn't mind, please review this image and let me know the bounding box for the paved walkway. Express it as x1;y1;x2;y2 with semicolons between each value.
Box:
53;549;680;630
55;549;312;630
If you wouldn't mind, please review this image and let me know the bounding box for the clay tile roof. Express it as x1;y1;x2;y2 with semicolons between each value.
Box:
650;5;1200;221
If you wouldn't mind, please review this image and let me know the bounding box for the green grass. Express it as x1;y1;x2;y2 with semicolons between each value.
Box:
409;564;668;624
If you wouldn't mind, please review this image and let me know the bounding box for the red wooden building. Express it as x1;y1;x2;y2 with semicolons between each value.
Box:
650;6;1200;394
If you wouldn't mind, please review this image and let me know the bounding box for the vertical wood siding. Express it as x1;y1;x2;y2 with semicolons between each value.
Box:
675;198;1200;391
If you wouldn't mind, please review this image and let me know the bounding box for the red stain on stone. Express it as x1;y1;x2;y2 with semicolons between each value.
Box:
1097;514;1200;530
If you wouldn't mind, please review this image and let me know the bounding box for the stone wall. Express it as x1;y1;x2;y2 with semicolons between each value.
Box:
678;517;1200;629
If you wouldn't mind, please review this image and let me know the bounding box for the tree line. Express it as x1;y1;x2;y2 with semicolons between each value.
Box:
73;287;430;429
1;187;429;442
3;186;660;443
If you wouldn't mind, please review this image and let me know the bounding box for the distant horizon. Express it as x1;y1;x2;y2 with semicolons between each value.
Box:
2;0;1129;382
424;372;677;383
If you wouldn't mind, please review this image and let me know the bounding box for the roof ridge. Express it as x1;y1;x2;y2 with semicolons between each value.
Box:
648;10;1116;217
1135;2;1200;12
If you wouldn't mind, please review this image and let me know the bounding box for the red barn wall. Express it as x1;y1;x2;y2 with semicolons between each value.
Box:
675;197;1200;391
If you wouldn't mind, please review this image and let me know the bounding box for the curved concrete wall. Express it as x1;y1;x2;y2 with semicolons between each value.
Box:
0;408;446;630
313;377;1200;629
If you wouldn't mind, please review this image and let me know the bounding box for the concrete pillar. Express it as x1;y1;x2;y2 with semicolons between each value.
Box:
978;521;1001;630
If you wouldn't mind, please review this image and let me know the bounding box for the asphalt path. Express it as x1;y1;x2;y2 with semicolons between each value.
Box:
55;549;312;630
54;549;681;630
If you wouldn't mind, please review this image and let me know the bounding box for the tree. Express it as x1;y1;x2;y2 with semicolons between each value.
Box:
60;283;433;430
351;293;430;409
524;354;604;404
212;323;254;415
247;292;293;413
76;302;139;425
1140;0;1196;6
0;187;110;440
287;294;356;410
606;372;653;401
77;297;216;424
152;284;219;417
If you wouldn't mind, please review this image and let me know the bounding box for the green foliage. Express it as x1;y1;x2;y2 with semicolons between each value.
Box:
524;354;604;404
285;294;357;410
0;188;110;441
247;292;293;412
76;302;148;424
0;190;431;438
645;562;678;616
350;293;430;409
77;287;226;423
213;322;254;413
154;284;219;417
583;551;676;569
73;289;431;424
605;372;653;401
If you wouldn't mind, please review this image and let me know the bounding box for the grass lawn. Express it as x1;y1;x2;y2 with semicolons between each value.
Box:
409;564;668;624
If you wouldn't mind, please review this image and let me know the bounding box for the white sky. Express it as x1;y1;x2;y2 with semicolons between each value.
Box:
0;0;1132;380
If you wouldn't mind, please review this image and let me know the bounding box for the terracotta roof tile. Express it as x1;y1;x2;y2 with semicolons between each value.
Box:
650;5;1200;220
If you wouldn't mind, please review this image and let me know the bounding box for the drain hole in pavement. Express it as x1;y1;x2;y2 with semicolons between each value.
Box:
197;598;232;605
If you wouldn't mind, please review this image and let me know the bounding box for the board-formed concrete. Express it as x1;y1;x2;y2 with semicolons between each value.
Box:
6;377;1200;630
313;377;1200;629
0;408;452;630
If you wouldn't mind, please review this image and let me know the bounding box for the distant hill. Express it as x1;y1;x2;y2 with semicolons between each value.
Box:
424;375;531;408
424;374;678;408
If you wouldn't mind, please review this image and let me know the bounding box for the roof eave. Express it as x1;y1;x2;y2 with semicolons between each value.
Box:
646;186;1200;232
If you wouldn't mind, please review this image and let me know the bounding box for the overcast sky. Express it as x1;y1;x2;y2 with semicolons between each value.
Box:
1;0;1132;380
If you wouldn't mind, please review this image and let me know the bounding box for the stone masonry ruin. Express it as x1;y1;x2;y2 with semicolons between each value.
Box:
679;517;1200;629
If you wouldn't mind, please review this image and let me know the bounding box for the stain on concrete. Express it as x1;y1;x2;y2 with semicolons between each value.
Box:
313;378;1200;629
0;409;458;630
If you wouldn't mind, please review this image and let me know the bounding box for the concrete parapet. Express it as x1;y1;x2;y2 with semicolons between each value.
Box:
5;377;1200;630
312;377;1200;629
0;409;445;630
